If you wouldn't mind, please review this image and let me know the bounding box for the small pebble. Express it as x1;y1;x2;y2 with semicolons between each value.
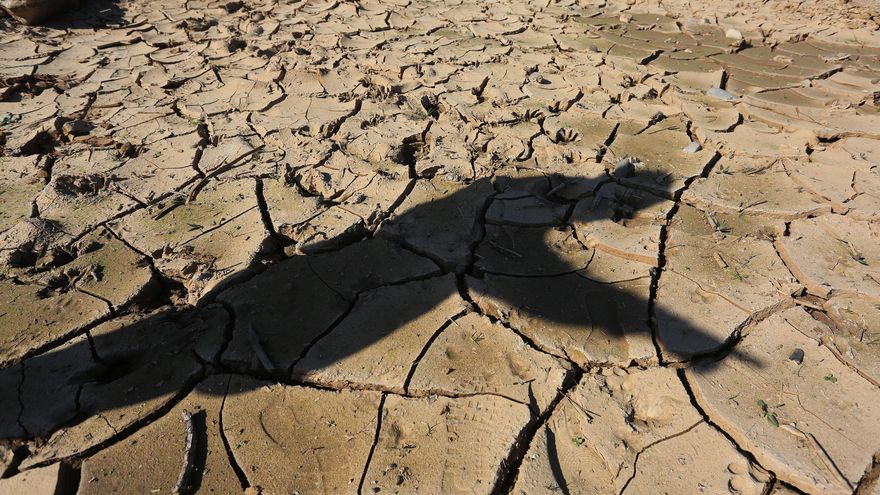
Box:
707;87;737;101
683;141;702;153
614;157;636;178
528;72;546;84
725;28;743;41
61;119;93;138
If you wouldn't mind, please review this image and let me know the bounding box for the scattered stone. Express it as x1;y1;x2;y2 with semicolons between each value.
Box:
683;141;702;153
60;119;92;138
604;118;718;199
614;156;637;178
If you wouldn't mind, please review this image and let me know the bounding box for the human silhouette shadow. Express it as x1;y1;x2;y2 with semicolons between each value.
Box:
0;171;752;457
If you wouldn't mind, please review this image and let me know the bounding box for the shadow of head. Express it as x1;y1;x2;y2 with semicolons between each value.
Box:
0;170;755;444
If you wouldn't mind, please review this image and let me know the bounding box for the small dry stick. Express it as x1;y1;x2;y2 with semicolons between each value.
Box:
248;322;276;374
488;240;523;259
173;411;196;494
793;298;824;311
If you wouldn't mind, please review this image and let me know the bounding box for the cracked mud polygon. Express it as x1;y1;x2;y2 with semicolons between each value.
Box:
1;0;880;493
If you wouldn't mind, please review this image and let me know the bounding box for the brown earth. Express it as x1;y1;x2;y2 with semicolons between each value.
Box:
1;0;880;493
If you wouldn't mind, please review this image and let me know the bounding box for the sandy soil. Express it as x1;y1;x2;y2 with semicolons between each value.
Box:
1;0;879;493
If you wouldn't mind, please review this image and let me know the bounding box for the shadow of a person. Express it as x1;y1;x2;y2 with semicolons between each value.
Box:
0;170;752;469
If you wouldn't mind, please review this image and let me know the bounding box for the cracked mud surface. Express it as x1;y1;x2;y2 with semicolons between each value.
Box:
1;0;880;493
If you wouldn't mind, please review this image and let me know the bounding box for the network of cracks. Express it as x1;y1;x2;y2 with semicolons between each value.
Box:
1;0;880;493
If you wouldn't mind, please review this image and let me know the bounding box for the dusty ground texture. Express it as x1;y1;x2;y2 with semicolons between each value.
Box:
1;0;880;493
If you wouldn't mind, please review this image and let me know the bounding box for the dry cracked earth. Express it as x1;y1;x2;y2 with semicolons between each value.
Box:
1;0;880;493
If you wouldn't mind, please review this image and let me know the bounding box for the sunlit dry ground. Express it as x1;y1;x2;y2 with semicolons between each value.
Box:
1;0;880;493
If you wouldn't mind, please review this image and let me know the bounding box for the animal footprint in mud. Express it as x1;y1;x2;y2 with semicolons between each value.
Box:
515;108;546;121
317;121;338;138
360;75;396;99
227;37;246;53
549;101;565;113
554;128;580;144
726;462;768;495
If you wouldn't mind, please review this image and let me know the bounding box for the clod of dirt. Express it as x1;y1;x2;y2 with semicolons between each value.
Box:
614;157;637;178
60;119;92;139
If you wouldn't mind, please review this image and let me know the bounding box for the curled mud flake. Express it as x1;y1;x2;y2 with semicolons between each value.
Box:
172;411;196;495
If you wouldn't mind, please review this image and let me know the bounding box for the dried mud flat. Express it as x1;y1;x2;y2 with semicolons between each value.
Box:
1;0;880;493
